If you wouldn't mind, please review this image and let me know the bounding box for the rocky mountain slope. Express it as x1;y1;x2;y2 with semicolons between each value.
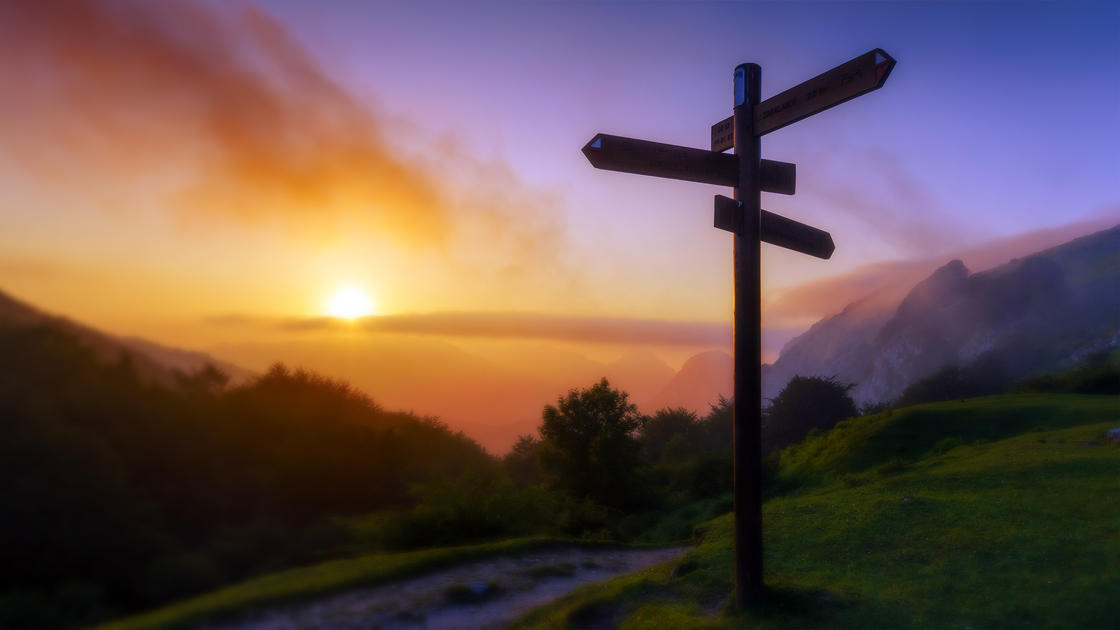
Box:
763;225;1120;405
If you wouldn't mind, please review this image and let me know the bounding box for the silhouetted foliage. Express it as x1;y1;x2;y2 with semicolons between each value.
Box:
174;362;230;396
0;323;495;628
503;434;543;486
697;395;733;452
640;407;699;463
762;375;857;452
895;350;1010;407
1013;348;1120;395
538;378;648;510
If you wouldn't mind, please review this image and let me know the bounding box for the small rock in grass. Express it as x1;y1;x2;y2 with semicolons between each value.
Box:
670;559;700;578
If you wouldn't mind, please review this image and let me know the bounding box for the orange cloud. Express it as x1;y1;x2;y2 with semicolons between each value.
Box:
209;311;733;347
0;0;561;256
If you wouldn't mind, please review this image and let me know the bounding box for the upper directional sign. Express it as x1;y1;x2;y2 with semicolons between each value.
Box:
583;134;796;195
711;48;895;150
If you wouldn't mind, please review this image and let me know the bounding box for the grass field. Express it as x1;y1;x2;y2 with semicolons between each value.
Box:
511;395;1120;629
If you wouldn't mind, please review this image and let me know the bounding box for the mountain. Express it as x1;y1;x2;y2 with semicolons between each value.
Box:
641;349;733;415
763;225;1120;405
602;348;676;403
0;288;252;387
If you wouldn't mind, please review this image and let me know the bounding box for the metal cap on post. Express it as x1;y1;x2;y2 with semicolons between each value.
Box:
732;62;764;609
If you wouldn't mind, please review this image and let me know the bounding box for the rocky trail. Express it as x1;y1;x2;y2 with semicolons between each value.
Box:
201;545;688;630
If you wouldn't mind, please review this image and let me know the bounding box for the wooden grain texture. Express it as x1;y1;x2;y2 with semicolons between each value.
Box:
583;134;737;187
753;48;895;136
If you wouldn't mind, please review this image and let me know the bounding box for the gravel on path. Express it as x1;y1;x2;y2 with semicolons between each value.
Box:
202;545;687;630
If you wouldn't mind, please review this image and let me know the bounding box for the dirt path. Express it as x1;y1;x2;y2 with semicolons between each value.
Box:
202;545;686;630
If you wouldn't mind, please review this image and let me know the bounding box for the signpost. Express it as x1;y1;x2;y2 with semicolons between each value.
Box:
582;48;896;610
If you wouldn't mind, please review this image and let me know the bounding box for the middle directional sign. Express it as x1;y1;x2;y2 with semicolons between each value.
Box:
583;134;795;195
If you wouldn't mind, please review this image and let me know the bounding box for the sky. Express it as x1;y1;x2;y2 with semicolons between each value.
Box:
0;0;1117;373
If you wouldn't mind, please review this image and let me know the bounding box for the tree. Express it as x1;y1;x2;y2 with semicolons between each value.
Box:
699;395;734;452
537;378;647;510
503;434;543;486
762;375;857;452
640;407;698;463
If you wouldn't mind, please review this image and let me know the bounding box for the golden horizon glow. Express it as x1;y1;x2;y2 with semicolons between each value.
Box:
326;286;376;319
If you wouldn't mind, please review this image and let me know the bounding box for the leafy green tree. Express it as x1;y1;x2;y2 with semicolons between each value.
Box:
537;378;647;510
762;375;857;452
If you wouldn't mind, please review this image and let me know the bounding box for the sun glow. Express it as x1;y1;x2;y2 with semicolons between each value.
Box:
326;287;375;319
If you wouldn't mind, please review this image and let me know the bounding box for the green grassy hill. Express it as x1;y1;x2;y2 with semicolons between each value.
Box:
512;394;1120;629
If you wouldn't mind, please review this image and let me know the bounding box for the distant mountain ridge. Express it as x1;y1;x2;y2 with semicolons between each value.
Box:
641;349;733;415
0;289;255;387
763;225;1120;405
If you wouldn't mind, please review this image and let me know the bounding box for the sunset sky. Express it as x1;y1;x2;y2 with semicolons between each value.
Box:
1;0;1117;372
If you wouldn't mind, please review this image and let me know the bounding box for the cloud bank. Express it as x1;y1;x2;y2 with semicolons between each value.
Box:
210;311;733;347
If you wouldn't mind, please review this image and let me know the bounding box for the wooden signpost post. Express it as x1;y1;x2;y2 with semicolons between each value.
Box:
582;48;895;609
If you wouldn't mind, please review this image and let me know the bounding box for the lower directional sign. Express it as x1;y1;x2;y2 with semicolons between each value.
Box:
713;195;834;259
584;134;795;194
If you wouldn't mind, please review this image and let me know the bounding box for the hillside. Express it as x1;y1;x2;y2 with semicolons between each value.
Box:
764;224;1120;405
513;394;1120;629
90;394;1120;629
0;288;254;387
0;321;496;628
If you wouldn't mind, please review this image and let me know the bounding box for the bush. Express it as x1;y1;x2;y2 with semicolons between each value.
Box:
932;437;963;456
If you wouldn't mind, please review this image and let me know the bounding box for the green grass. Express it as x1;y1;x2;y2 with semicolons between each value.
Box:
92;538;639;630
511;395;1120;629
776;394;1119;487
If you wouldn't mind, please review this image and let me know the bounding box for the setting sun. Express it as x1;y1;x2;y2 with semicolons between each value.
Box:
326;287;375;319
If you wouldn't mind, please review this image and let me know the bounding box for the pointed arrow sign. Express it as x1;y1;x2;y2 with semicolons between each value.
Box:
584;134;795;194
714;195;834;259
711;48;896;150
584;134;737;186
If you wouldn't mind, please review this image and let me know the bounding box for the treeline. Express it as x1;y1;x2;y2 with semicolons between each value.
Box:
0;324;491;628
0;324;738;629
